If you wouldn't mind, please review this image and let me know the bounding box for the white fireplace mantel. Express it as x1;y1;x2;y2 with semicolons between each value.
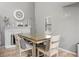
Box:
5;27;30;48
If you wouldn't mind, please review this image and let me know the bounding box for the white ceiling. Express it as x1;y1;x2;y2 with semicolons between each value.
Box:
56;2;77;7
35;2;77;7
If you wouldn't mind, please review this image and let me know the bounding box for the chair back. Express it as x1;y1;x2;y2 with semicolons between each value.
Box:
15;34;22;49
15;34;32;50
49;35;60;50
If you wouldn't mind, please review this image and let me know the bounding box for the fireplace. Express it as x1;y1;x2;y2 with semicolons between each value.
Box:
11;34;16;45
5;27;30;48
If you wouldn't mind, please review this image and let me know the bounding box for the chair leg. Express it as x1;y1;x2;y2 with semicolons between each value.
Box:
37;49;39;57
44;54;47;57
56;51;59;57
32;49;34;57
17;49;21;56
19;51;22;56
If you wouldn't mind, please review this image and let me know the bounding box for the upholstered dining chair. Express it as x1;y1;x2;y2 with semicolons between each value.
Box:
15;34;33;57
37;35;60;57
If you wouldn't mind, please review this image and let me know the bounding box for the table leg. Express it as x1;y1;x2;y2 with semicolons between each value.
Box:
33;43;36;57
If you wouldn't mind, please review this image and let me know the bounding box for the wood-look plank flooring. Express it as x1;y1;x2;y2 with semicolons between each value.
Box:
0;47;77;57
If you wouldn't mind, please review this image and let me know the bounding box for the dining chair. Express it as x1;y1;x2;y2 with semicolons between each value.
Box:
37;35;60;57
15;34;33;57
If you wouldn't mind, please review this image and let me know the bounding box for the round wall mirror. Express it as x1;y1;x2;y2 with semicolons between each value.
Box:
13;9;24;20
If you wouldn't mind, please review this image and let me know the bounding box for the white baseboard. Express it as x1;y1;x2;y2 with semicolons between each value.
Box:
59;48;76;55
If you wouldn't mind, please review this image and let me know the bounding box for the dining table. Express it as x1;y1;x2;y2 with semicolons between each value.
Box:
18;33;51;57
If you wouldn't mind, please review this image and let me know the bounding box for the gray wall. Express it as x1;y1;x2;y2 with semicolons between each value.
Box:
0;2;79;53
35;2;79;52
0;2;35;46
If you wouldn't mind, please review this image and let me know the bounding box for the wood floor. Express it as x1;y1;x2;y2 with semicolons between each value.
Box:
0;47;77;57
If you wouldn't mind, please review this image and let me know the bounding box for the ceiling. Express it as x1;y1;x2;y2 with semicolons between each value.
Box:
35;2;78;7
57;2;77;7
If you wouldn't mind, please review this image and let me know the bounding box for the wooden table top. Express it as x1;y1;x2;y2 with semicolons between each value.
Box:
18;33;51;44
